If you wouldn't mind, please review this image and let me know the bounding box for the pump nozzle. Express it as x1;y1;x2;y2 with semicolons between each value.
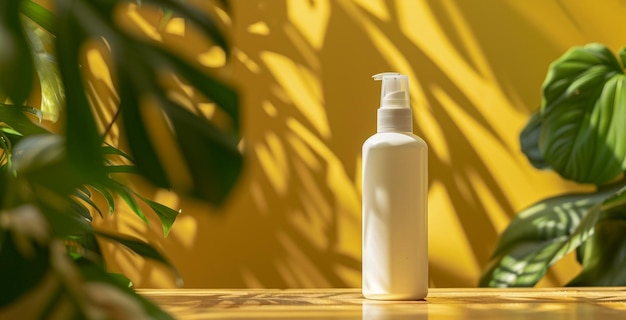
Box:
372;72;410;108
372;72;413;132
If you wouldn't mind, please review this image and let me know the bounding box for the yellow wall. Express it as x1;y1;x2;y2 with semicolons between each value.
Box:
94;0;626;288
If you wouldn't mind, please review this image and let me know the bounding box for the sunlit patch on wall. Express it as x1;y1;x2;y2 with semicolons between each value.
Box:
165;17;185;36
235;49;261;74
199;46;226;68
166;75;195;111
255;131;289;196
123;3;163;42
466;169;510;233
287;0;330;50
428;181;481;285
84;44;120;142
247;21;270;36
86;49;115;92
197;103;216;119
293;158;331;225
355;155;362;195
285;132;320;171
353;0;390;21
286;118;328;160
169;215;197;249
213;4;232;27
395;1;445;60
432;85;497;157
262;100;278;118
262;52;330;138
417;102;450;164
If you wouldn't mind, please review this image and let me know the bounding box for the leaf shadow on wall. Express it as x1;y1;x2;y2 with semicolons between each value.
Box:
321;0;572;287
93;0;582;288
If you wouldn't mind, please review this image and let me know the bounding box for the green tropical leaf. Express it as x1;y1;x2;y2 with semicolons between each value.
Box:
481;204;601;287
117;47;171;189
0;228;49;307
55;0;104;184
106;180;148;224
568;188;626;285
94;231;181;284
108;272;133;289
20;1;56;34
480;183;623;287
42;0;242;204
40;196;93;237
92;184;116;216
160;98;243;204
145;43;239;129
72;188;103;219
24;17;64;123
539;43;626;184
102;144;134;162
0;104;47;137
0;0;34;105
11;135;80;193
79;263;173;320
141;0;229;55
66;233;105;267
32;52;64;122
135;194;180;237
519;111;550;170
106;165;140;174
69;198;92;222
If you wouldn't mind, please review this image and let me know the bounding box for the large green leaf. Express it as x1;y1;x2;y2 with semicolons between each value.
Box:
519;111;550;170
58;0;242;204
55;0;104;184
539;43;626;184
567;188;626;285
480;183;623;287
0;0;34;105
159;97;243;204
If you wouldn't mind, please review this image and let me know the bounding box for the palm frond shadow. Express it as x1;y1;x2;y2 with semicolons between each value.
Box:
95;0;579;288
425;0;569;113
331;1;519;281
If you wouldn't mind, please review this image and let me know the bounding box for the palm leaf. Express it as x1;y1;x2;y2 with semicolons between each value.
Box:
20;1;56;34
94;231;181;284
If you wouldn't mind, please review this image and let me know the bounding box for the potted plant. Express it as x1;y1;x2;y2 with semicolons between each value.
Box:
481;43;626;287
0;0;242;318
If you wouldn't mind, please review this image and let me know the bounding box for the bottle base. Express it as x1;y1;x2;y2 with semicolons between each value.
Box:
362;291;428;301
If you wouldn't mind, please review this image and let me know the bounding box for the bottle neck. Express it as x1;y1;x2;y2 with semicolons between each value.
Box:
377;108;413;133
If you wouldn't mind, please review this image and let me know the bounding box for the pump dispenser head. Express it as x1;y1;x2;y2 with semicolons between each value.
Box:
373;72;413;132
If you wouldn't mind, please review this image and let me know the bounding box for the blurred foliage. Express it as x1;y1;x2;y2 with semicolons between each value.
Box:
0;0;240;318
481;43;626;287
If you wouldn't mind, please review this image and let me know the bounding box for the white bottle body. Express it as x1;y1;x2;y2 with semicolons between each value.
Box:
362;132;428;300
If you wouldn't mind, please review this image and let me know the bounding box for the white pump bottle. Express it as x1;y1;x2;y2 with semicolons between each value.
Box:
362;72;428;300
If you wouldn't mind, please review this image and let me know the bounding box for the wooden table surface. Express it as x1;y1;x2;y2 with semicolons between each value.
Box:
140;287;626;319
